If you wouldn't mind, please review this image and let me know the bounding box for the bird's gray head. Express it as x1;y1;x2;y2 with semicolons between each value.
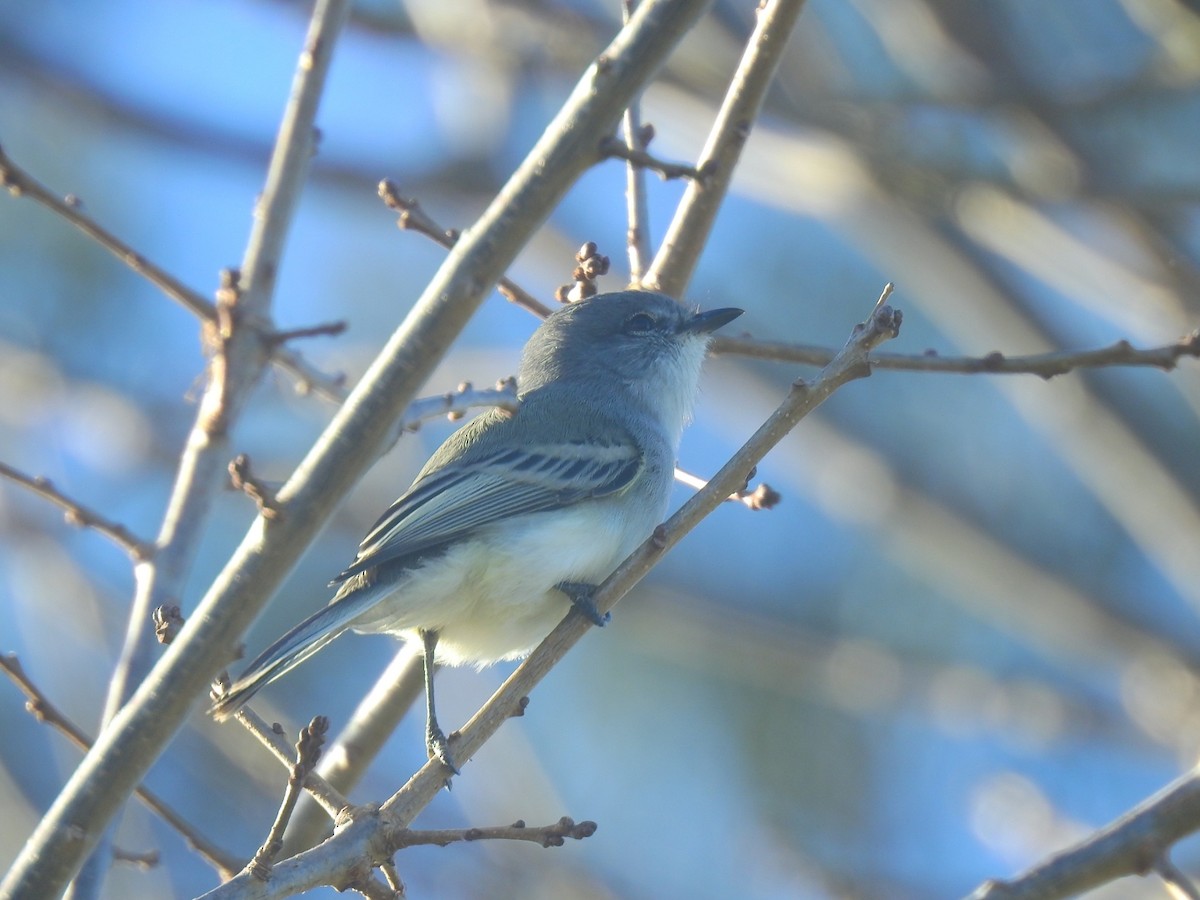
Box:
518;291;743;445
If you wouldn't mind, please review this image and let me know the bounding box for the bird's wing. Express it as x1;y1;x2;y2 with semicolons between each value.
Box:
332;417;642;583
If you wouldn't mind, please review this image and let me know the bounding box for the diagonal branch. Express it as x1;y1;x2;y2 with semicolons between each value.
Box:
620;0;654;283
966;762;1200;900
643;0;810;297
0;144;345;402
0;462;153;561
0;654;242;880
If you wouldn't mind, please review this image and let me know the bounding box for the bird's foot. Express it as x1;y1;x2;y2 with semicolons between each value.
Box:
556;581;611;627
426;723;460;777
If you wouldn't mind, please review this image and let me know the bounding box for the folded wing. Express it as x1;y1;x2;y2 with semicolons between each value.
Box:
333;433;642;584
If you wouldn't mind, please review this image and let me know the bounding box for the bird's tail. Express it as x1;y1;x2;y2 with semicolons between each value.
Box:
209;584;383;721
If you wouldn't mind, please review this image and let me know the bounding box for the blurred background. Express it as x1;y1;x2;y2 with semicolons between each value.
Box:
3;0;1200;897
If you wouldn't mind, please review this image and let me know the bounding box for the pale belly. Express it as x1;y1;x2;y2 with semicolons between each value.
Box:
347;497;657;665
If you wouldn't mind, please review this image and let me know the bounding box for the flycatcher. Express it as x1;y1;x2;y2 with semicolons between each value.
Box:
211;290;742;772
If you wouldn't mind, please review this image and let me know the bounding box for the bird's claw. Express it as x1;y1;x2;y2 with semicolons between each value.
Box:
426;725;460;777
556;581;611;627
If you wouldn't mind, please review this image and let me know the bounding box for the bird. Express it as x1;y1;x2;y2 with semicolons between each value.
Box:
210;290;743;773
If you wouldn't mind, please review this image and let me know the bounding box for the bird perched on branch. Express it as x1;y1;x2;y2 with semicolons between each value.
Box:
211;290;742;773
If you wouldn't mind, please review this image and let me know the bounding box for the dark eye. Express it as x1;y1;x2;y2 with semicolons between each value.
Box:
623;312;657;334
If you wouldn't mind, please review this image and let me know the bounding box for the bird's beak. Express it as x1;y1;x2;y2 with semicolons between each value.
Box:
682;307;744;335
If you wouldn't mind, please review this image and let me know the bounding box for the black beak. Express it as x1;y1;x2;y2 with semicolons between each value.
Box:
682;307;744;335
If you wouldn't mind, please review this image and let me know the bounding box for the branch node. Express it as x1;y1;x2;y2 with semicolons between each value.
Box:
599;136;707;182
265;320;347;347
247;716;331;881
112;847;160;870
651;523;669;549
152;604;185;645
982;351;1006;371
214;267;242;340
228;454;283;520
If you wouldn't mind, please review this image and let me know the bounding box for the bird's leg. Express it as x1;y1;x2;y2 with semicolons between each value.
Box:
556;581;611;627
419;628;459;775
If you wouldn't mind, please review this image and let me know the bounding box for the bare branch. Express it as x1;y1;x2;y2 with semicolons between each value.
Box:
643;0;809;297
392;817;597;850
279;646;427;858
713;330;1200;378
673;465;780;510
1158;856;1200;900
0;655;242;880
0;144;345;402
620;0;654;285
247;717;329;881
0;143;215;323
965;764;1200;900
218;699;351;823
263;320;348;348
378;181;555;319
111;848;160;870
599;135;707;182
391;380;520;437
0;461;152;561
228;454;283;520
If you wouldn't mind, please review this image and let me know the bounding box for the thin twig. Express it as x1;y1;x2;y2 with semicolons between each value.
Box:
673;465;780;510
390;817;597;849
377;181;556;319
0;144;215;323
599;136;707;182
373;192;1200;381
0;144;345;402
712;330;1200;378
389;380;520;441
279;646;427;858
248;717;329;881
0;462;153;561
228;454;283;520
1158;856;1200;900
111;848;160;870
221;701;351;822
0;655;242;879
264;321;348;347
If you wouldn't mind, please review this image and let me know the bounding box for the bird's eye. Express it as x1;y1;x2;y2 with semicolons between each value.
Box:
623;312;657;334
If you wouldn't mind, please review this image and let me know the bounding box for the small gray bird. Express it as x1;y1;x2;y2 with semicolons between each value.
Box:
211;290;742;772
